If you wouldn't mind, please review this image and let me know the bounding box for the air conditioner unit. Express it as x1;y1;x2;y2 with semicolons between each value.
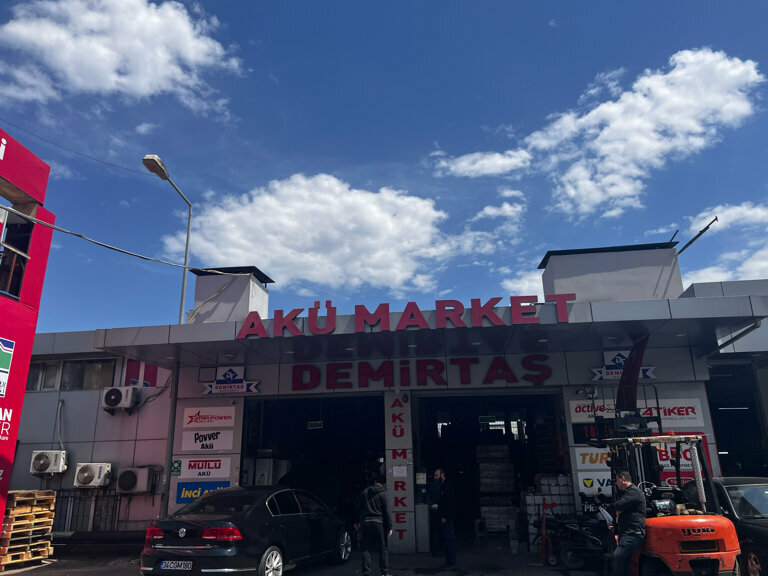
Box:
116;467;154;494
30;450;68;474
101;387;140;413
74;463;112;488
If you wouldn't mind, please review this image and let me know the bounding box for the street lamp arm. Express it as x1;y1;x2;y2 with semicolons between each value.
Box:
167;176;192;208
142;154;192;325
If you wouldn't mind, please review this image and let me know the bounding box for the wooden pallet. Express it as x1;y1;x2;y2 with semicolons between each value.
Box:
0;490;56;571
0;526;51;540
0;545;52;566
0;558;47;573
0;539;51;556
5;491;56;511
3;510;55;524
0;534;52;549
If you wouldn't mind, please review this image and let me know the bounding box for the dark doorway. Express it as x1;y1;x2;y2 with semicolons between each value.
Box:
707;362;768;476
242;396;384;523
417;393;567;538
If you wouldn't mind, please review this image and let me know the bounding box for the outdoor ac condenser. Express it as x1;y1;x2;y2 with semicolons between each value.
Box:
74;463;112;488
101;387;140;413
30;450;68;474
116;467;154;494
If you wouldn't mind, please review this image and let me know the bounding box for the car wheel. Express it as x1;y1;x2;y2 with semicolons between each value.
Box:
332;528;353;563
258;546;283;576
559;545;586;570
741;550;763;576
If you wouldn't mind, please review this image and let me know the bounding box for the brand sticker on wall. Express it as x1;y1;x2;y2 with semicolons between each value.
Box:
183;406;235;428
203;368;261;395
181;429;234;452
570;398;704;427
0;337;15;398
178;457;231;479
591;350;656;381
176;481;230;504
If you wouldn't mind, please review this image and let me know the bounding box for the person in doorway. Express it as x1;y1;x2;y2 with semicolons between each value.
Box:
434;467;456;568
612;471;646;576
355;472;393;576
428;470;443;556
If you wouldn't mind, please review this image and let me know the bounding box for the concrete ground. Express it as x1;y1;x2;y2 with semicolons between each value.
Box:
0;536;572;576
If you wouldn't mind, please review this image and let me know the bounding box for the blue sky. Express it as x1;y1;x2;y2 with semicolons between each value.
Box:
1;1;767;333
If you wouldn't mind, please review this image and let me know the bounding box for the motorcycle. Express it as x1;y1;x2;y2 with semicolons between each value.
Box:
554;492;615;572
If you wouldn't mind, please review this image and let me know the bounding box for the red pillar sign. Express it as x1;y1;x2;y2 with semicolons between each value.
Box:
0;128;54;520
384;392;415;553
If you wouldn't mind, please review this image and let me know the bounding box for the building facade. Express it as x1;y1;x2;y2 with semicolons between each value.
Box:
11;243;768;552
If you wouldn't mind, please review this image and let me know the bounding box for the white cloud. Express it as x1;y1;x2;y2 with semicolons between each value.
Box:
687;202;768;235
644;223;678;237
436;49;763;220
434;149;531;178
682;241;768;288
46;159;77;180
499;188;525;199
578;68;625;105
135;122;158;135
469;201;527;241
682;265;735;287
501;270;544;299
470;202;525;222
534;49;763;218
0;0;241;115
164;174;474;293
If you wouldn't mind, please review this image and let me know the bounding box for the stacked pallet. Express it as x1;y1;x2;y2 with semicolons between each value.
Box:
0;490;55;572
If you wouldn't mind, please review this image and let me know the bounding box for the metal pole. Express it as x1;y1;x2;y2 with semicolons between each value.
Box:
161;360;180;518
166;177;192;324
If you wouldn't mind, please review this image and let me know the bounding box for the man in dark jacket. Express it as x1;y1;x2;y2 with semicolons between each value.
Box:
612;471;646;576
435;467;456;568
355;473;393;576
428;471;443;556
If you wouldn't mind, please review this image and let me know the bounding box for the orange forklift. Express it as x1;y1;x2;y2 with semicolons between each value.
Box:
602;432;741;576
588;336;741;576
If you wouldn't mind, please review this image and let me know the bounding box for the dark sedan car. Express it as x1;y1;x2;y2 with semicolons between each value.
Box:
684;477;768;576
140;485;352;576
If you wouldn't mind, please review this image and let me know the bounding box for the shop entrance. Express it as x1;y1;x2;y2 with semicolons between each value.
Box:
417;392;568;539
241;396;384;523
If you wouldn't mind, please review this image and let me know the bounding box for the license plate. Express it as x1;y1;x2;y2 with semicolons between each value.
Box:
160;560;193;570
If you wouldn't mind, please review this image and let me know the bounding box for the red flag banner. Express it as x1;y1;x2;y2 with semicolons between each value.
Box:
615;335;649;412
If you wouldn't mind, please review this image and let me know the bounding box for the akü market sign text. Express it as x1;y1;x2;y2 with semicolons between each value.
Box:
237;294;576;339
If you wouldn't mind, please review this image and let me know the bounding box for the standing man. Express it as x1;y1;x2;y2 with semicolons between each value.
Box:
355;472;393;576
428;470;443;556
434;467;456;569
612;471;646;576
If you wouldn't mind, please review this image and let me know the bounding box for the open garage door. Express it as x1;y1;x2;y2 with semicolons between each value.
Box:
242;396;384;524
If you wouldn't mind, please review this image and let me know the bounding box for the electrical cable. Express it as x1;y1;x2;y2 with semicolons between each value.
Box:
185;276;237;323
0;203;249;277
0;115;154;177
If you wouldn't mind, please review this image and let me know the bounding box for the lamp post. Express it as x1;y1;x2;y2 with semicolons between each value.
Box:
142;154;192;324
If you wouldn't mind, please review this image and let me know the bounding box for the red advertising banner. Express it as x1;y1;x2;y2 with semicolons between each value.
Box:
0;127;54;526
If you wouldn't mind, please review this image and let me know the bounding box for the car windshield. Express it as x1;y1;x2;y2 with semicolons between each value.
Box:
173;489;260;517
726;484;768;518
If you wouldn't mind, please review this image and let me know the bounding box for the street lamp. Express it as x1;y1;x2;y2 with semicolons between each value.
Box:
142;154;192;324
